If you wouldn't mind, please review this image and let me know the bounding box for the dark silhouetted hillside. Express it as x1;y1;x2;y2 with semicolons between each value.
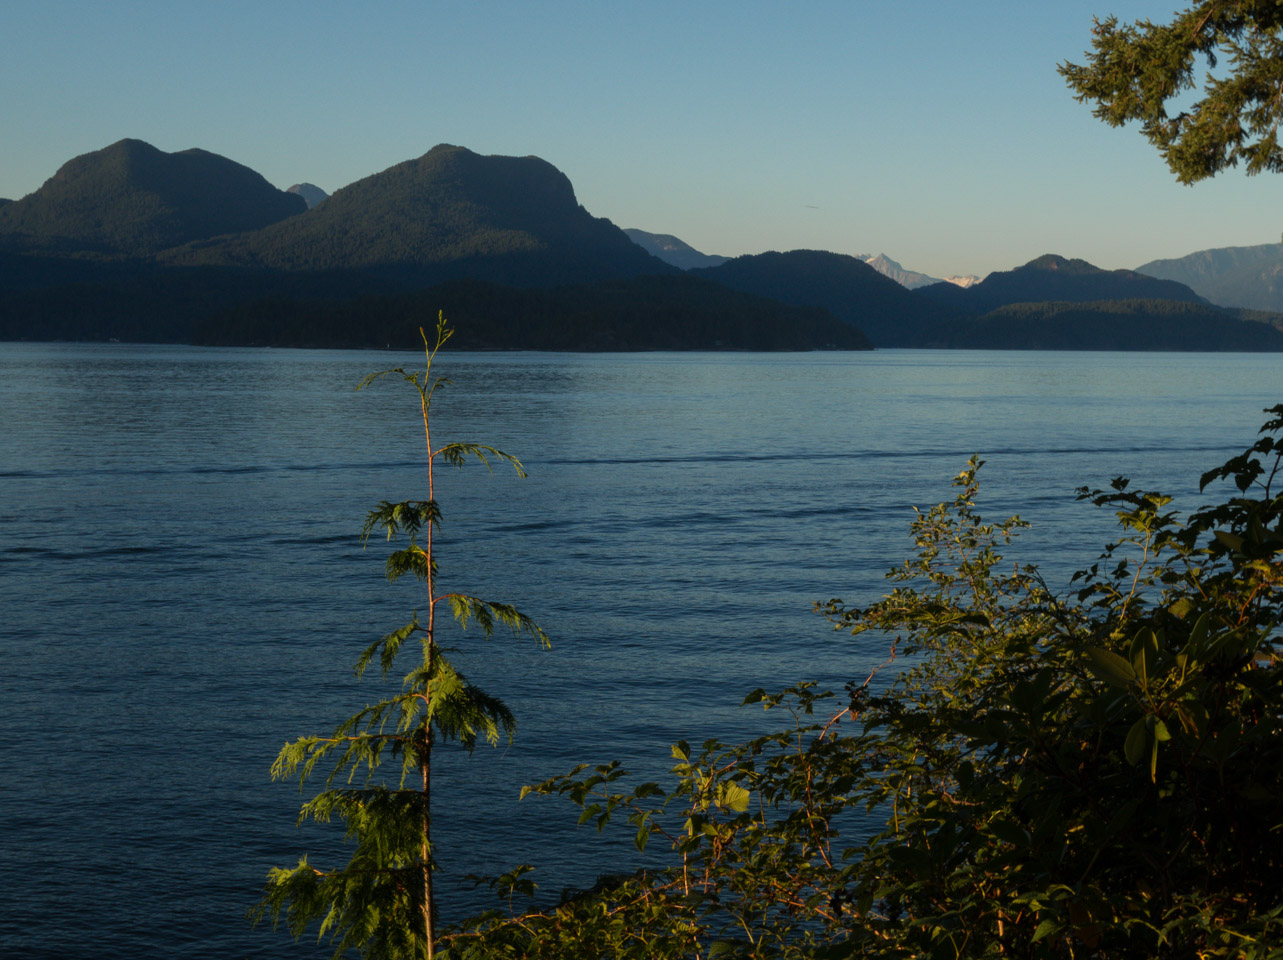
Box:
167;144;674;288
917;254;1205;314
0;139;305;257
920;299;1283;350
691;249;957;346
189;274;871;351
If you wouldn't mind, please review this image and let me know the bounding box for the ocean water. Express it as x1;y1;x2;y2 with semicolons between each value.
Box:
2;342;1280;958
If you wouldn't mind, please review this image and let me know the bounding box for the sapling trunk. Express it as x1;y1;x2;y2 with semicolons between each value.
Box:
421;381;435;958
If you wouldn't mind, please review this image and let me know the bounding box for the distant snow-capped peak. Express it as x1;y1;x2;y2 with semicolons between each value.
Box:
859;253;978;290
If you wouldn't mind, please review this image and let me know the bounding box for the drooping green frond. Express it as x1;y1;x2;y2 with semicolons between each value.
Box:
423;374;453;409
355;366;422;394
385;545;435;585
443;594;551;648
361;500;443;546
299;787;430;850
271;689;438;790
401;657;517;751
252;787;430;960
434;443;527;478
356;618;424;679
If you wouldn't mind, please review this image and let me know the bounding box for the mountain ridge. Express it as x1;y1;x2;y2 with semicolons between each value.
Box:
2;138;1278;353
163;144;674;288
857;253;981;290
287;183;328;208
691;249;956;347
624;228;729;270
923;298;1283;351
1136;243;1283;311
917;253;1206;313
0;138;306;257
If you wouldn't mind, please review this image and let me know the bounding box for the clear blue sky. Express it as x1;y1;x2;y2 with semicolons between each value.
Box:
2;0;1276;279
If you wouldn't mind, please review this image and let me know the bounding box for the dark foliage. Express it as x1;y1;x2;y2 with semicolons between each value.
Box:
921;298;1283;350
1061;1;1283;183
0;259;388;343
190;275;871;351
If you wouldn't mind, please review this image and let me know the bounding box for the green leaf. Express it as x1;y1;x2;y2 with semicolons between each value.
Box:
1187;611;1213;652
718;782;751;813
1214;530;1245;552
1087;647;1136;689
1032;918;1061;942
1124;717;1148;765
989;818;1030;847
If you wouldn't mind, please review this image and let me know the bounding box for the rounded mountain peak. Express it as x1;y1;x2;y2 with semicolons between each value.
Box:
335;143;580;225
162;143;667;286
0;138;305;256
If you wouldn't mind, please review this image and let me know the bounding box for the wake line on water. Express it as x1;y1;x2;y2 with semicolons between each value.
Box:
544;441;1239;466
0;440;1244;481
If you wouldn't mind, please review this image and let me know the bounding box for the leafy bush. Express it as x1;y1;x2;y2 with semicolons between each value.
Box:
441;407;1283;959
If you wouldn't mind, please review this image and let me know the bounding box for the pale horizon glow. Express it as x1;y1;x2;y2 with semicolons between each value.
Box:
2;0;1279;280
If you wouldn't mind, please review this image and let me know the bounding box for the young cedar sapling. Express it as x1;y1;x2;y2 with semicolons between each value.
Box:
252;314;549;960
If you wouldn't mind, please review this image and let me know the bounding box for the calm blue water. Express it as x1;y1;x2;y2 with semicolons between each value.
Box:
2;343;1280;958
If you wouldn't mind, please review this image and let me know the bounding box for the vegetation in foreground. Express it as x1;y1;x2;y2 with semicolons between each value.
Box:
254;3;1283;955
431;407;1283;959
254;315;1283;957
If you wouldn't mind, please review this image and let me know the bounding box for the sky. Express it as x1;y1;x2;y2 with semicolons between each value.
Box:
2;0;1279;280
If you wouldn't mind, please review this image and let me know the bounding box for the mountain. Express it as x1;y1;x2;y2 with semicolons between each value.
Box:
624;228;728;270
691;249;958;346
167;144;674;288
3;142;867;351
857;254;981;290
1135;243;1283;311
859;253;939;288
917;254;1206;314
287;182;329;208
0;138;306;257
920;299;1283;351
859;253;931;289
